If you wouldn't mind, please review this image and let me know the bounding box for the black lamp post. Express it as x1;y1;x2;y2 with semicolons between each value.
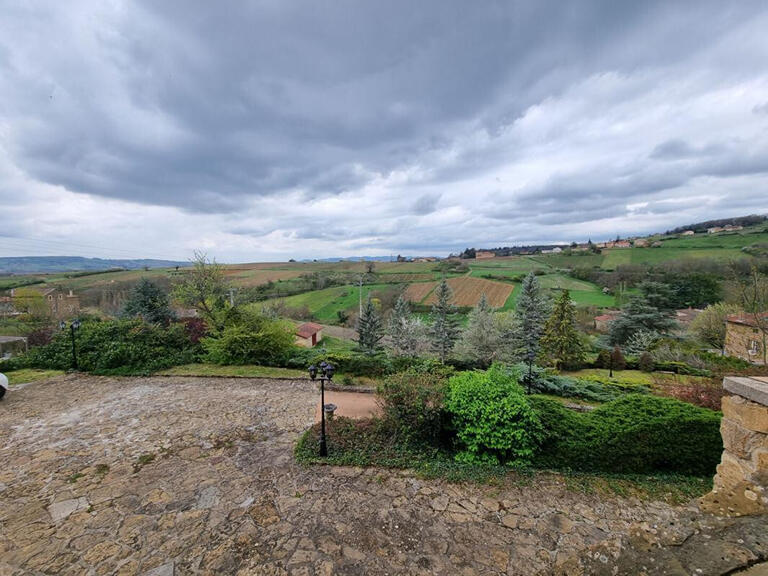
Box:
60;319;81;370
525;349;535;394
308;361;335;456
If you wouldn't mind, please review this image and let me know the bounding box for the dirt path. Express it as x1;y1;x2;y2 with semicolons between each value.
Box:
0;375;765;575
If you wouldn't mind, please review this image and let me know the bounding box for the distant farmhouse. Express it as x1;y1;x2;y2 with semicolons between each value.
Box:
594;310;621;332
295;322;323;348
725;313;767;365
9;287;80;319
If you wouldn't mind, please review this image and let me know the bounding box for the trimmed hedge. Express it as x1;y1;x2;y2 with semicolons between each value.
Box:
24;319;200;375
530;395;722;475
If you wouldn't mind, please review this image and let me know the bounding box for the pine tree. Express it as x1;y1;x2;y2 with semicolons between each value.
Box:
458;293;499;367
388;295;418;356
123;278;175;325
357;294;383;353
609;295;676;345
429;279;459;363
540;289;585;370
514;272;547;362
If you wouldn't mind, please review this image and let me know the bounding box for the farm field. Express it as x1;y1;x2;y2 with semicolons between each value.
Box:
536;274;596;291
466;257;548;271
568;290;617;307
260;283;400;324
403;281;437;304
407;276;515;308
221;268;305;286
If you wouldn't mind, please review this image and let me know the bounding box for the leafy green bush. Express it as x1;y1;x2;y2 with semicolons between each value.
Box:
445;365;542;466
377;369;449;446
530;395;722;475
204;316;295;365
25;319;200;375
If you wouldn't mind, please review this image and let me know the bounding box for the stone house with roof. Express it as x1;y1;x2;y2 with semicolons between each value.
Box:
725;313;768;365
11;287;81;320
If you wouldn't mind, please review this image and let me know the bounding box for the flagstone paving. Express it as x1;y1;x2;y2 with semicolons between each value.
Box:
1;374;766;575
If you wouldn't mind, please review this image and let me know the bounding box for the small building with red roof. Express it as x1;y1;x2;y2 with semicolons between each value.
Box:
295;322;324;348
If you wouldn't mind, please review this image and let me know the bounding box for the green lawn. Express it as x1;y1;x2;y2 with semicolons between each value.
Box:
530;253;604;269
158;364;306;379
4;369;65;386
536;274;596;291
568;290;617;307
562;369;710;388
600;250;633;270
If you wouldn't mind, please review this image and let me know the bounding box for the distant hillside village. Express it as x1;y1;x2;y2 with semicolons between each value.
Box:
453;214;766;260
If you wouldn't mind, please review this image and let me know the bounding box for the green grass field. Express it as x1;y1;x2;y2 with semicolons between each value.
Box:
536;274;596;291
567;290;616;307
262;283;400;324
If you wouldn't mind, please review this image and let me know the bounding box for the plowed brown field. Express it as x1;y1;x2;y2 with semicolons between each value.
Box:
406;277;513;307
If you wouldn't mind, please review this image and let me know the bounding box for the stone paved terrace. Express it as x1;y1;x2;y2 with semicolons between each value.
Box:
1;374;767;575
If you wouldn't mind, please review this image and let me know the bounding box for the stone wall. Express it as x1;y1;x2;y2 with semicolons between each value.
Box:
724;321;766;365
701;377;768;516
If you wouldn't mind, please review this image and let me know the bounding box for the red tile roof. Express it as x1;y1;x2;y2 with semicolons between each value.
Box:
727;313;768;328
296;322;323;339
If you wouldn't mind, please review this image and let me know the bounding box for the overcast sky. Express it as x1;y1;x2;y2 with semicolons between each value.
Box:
2;1;768;262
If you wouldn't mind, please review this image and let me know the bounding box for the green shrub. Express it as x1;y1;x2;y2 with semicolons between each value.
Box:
445;365;542;466
301;351;393;377
377;369;449;446
530;395;722;475
204;318;295;365
507;363;622;403
25;319;200;375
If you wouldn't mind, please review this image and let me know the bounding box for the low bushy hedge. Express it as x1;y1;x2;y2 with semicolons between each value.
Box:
289;351;394;377
446;365;542;466
530;395;722;475
24;319;200;375
377;368;450;446
204;319;295;366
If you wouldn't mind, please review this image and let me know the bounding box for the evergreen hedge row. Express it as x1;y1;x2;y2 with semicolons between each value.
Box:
529;394;722;475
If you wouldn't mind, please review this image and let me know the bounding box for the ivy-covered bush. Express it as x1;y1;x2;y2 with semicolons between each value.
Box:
530;394;722;475
25;319;200;375
445;365;542;466
377;369;450;446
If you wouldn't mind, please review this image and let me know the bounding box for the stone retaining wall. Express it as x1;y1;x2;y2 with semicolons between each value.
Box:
701;376;768;516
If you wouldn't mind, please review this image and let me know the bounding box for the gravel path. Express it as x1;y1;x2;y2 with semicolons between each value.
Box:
0;375;765;575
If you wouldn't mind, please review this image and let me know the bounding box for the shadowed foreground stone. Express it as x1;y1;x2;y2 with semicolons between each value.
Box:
1;374;766;575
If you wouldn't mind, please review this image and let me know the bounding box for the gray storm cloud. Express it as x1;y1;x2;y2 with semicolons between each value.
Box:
1;0;767;260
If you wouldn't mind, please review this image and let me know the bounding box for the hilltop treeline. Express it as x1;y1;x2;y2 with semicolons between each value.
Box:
666;214;766;235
